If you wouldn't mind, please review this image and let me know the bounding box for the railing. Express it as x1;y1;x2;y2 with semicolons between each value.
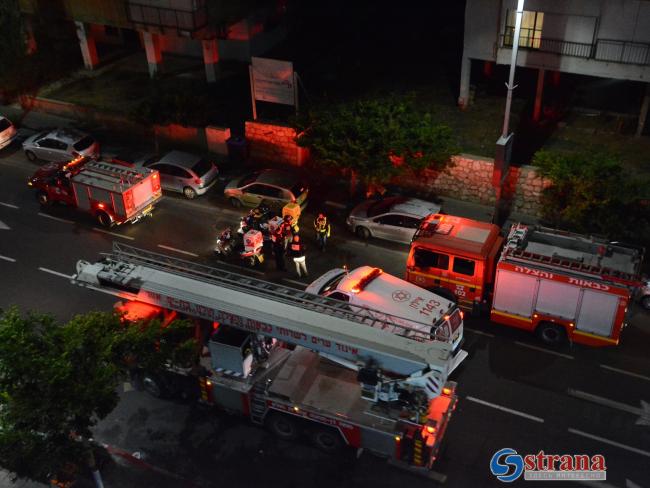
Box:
500;33;650;66
126;0;208;33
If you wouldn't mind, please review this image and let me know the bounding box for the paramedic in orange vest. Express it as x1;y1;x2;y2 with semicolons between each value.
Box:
314;213;331;251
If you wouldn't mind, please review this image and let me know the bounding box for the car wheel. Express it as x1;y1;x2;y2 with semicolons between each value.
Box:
267;413;299;440
356;226;370;239
25;150;37;162
97;211;113;228
183;187;197;200
641;295;650;311
36;191;50;206
311;428;343;454
229;197;242;208
142;374;167;399
536;322;567;346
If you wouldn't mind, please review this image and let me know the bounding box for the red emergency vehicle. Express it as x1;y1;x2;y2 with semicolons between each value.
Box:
406;214;645;347
28;156;162;227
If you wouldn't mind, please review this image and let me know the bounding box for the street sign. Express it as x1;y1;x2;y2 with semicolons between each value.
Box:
250;57;296;105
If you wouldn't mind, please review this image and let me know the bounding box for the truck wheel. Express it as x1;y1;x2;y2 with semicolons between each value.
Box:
642;295;650;311
311;428;343;454
36;192;50;206
536;322;567;346
267;413;299;440
183;187;197;200
229;197;242;208
97;211;112;228
356;226;370;239
25;150;37;162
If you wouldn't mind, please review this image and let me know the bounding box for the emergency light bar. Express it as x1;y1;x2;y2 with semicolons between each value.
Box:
350;268;383;293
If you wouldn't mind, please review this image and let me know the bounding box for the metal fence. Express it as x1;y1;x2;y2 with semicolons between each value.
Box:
126;0;208;33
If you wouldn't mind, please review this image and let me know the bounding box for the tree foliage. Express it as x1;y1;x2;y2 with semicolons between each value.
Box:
294;94;458;184
533;149;650;244
0;308;195;482
0;0;26;89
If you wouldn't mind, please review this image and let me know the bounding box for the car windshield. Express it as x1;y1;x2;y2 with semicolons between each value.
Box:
0;118;11;131
73;136;95;151
238;172;260;187
320;274;346;294
290;181;307;197
191;158;213;176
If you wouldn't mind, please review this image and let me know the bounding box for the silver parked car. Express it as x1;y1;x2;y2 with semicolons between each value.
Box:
143;150;219;199
0;116;18;150
346;196;442;244
640;279;650;310
22;128;99;162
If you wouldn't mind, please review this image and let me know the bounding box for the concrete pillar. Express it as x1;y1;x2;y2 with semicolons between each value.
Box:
143;31;162;78
202;39;220;83
75;21;99;70
458;56;472;109
533;68;545;122
636;82;650;138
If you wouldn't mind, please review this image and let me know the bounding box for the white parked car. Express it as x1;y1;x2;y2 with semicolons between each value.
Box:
22;128;99;162
0;116;18;150
141;150;219;199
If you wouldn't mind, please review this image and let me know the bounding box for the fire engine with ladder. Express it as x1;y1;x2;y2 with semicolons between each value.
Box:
72;243;466;475
407;214;645;347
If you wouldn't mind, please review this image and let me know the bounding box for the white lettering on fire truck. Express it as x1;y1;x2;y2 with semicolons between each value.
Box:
514;266;554;279
567;277;610;291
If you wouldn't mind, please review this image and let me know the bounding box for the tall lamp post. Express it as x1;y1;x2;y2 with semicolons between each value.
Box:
493;0;524;224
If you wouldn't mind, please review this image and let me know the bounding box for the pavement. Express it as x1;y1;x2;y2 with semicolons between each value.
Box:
1;104;649;488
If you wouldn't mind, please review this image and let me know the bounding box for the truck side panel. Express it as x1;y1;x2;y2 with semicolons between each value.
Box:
535;280;581;320
492;269;537;322
74;183;91;211
576;290;618;337
131;176;157;212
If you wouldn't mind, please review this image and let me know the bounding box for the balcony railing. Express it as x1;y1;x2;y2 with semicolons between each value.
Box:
500;32;650;66
126;0;208;34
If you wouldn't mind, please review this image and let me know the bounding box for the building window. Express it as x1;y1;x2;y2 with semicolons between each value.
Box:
504;10;544;49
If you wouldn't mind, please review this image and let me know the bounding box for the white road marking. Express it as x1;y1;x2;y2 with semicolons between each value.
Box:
568;428;650;458
567;389;650;426
324;200;347;209
466;396;544;423
38;267;73;279
514;341;574;360
600;364;650;383
282;278;307;288
0;202;19;209
157;245;198;257
85;284;124;298
465;328;495;338
92;227;135;240
0;255;17;262
37;212;74;224
346;240;408;256
0;220;9;230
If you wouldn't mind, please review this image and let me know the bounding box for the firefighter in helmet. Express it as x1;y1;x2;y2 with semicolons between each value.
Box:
314;212;330;251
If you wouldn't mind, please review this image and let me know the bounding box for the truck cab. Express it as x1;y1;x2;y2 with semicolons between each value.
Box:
306;265;465;358
28;157;87;206
406;214;503;314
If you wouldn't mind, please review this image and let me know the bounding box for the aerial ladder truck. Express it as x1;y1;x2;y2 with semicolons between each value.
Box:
72;243;467;473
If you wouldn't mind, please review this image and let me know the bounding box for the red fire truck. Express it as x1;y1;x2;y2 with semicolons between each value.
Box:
28;156;162;227
406;214;645;347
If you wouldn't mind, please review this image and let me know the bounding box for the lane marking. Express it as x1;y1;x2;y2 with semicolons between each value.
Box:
568;428;650;458
600;364;650;383
466;396;544;423
92;227;135;240
567;388;650;426
38;267;73;279
37;212;74;224
346;240;408;256
0;202;19;209
465;328;495;338
157;245;198;257
0;255;17;262
514;341;574;360
283;278;307;288
0;219;9;230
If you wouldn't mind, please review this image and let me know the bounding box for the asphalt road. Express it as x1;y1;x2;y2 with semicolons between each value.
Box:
1;140;649;488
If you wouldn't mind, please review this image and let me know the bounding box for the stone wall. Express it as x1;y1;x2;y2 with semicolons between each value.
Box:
245;121;309;166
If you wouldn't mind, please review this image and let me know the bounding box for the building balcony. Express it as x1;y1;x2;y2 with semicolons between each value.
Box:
126;0;208;35
500;32;650;67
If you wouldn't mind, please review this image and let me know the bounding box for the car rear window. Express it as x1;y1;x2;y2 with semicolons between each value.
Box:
0;118;11;131
73;136;95;151
191;158;213;176
290;181;307;197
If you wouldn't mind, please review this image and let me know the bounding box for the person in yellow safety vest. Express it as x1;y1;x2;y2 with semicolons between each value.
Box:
314;213;330;251
288;234;308;277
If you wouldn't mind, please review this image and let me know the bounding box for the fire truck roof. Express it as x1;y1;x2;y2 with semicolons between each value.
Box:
71;160;152;191
412;215;501;259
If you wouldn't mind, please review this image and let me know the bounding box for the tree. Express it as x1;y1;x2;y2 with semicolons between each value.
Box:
294;94;458;190
0;307;195;484
533;149;650;244
0;0;26;97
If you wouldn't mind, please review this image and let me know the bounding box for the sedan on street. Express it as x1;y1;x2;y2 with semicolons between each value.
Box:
224;169;309;210
142;150;219;199
0;116;18;150
346;196;442;244
22;128;99;162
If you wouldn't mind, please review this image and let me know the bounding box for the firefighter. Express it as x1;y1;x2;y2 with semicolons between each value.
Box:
288;234;308;278
271;226;286;271
314;212;331;251
279;215;296;250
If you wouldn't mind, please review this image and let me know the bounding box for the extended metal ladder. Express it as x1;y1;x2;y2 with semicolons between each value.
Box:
108;243;438;343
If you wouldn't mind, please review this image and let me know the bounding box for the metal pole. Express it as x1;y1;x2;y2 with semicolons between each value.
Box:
502;0;525;138
249;65;258;121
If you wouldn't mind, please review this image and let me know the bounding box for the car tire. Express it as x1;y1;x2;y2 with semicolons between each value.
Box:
36;191;50;206
229;197;242;208
356;226;370;239
311;428;343;454
183;187;197;200
142;374;168;399
267;413;299;441
25;150;37;162
641;295;650;311
536;322;567;346
97;211;113;228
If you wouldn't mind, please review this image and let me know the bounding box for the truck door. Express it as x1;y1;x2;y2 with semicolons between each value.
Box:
449;256;480;302
575;290;619;338
408;247;451;291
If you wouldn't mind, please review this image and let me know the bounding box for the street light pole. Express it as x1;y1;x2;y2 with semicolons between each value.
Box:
502;0;525;138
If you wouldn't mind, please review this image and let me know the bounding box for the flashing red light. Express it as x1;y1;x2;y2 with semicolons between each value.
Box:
426;426;436;434
394;435;401;442
152;173;158;179
194;177;201;185
349;268;383;294
97;203;105;209
444;315;450;321
460;311;464;319
442;387;453;396
212;321;220;330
